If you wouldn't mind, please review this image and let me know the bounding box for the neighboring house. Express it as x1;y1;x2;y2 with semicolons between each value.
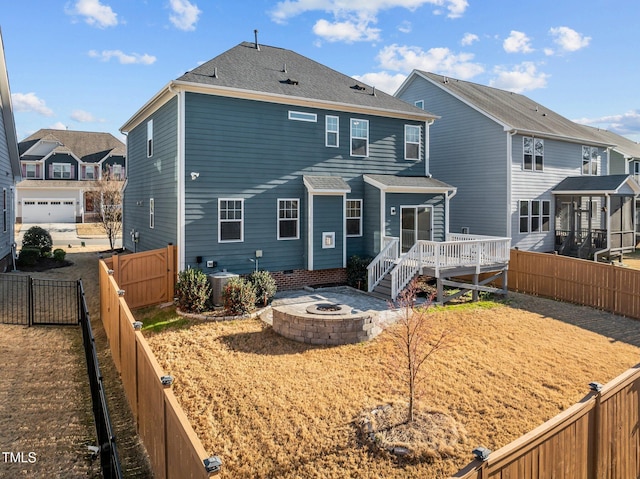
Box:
395;71;640;260
16;129;126;223
120;40;465;291
0;29;20;271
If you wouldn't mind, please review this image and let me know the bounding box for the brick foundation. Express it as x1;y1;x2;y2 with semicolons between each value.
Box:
269;268;347;291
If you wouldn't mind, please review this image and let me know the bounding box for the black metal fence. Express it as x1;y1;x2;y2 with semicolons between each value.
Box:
0;274;79;325
78;280;123;479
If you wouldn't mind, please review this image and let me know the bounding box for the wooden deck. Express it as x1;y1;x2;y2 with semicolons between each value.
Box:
367;234;511;302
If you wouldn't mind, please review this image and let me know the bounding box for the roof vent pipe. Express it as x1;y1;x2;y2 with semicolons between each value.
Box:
212;67;218;78
372;86;376;97
283;63;287;73
254;29;260;51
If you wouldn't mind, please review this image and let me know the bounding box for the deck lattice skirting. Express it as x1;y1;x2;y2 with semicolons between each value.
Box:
367;234;511;303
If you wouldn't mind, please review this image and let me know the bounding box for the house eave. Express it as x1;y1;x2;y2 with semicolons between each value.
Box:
363;174;456;194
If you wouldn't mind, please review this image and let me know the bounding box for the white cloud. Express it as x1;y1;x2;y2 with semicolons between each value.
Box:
574;110;640;138
65;0;118;28
89;49;157;65
489;62;549;93
270;1;469;44
352;71;408;95
49;122;68;130
313;18;380;42
460;32;478;46
549;26;591;53
71;109;104;123
169;0;201;31
543;48;554;56
377;44;484;79
503;30;534;54
11;92;54;116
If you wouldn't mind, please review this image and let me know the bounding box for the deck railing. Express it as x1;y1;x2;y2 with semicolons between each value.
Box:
366;236;399;292
388;234;511;300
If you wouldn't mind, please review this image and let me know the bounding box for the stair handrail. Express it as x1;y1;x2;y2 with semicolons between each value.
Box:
367;236;399;292
390;242;422;300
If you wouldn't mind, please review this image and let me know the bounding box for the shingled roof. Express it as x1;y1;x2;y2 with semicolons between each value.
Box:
175;41;436;120
404;71;610;145
19;129;125;162
580;125;640;159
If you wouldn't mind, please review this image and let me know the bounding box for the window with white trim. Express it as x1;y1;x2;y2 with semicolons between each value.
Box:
350;118;369;157
326;115;339;147
288;111;317;122
405;125;421;160
84;165;95;179
277;199;299;240
111;164;123;180
582;146;599;175
346;199;362;237
53;163;71;179
149;198;154;229
519;199;550;233
523;137;544;171
219;199;243;242
414;100;424;109
25;164;37;178
147;120;153;157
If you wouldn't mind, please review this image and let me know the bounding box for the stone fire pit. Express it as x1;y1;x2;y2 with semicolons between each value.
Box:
272;301;375;345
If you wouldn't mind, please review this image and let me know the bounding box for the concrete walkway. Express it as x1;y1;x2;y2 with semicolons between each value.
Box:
16;223;122;249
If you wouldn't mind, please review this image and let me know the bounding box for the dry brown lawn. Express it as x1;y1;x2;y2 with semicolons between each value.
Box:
143;293;640;478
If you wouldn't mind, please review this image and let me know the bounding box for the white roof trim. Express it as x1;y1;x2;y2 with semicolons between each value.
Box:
363;174;455;194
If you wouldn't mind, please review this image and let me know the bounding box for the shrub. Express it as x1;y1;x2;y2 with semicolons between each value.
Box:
222;277;257;316
249;270;277;306
22;226;53;257
17;247;41;266
53;248;66;262
175;268;211;313
347;255;373;291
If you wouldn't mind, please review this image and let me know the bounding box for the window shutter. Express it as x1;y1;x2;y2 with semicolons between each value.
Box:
35;164;40;178
21;164;26;176
49;164;53;179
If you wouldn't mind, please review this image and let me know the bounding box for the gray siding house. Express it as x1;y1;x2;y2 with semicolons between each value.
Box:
0;30;20;271
396;71;640;260
16;129;126;223
121;41;457;289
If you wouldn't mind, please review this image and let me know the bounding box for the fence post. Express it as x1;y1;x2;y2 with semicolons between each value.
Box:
589;382;603;479
112;253;120;287
27;275;33;327
167;243;175;303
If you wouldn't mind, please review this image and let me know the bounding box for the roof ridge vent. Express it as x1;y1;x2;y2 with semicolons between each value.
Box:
351;84;366;91
285;78;298;85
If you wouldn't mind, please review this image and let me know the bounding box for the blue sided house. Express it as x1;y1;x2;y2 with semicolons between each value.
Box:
121;39;509;300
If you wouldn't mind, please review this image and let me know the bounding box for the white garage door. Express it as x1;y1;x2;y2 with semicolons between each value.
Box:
23;199;76;223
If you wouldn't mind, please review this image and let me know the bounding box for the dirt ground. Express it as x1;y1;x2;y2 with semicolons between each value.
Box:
143;292;640;479
0;246;152;478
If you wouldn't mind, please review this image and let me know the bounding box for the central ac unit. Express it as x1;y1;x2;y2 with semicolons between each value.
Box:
208;272;239;306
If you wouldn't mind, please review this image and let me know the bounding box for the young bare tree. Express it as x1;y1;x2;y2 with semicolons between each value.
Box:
90;170;123;251
387;280;453;422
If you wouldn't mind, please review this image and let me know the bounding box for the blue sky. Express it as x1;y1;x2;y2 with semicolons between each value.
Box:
3;0;640;142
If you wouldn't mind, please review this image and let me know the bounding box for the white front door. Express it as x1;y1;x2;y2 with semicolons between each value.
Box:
401;206;432;253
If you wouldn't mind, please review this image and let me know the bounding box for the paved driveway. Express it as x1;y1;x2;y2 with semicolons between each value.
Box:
16;223;121;249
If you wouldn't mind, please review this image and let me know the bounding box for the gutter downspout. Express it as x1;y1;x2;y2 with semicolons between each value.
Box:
168;83;186;271
425;119;434;178
507;130;517;243
445;188;457;237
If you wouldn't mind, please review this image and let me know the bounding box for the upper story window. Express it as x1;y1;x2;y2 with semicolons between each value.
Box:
219;199;243;243
350;118;369;157
326;116;339;147
149;198;155;229
523;137;543;171
84;165;96;180
111;164;123;180
25;164;37;178
582;146;599;175
414;100;424;109
53;163;71;179
147;120;153;157
405;125;421;160
288;111;317;122
277;199;299;240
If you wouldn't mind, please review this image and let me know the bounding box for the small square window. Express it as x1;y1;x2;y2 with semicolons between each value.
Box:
322;232;335;249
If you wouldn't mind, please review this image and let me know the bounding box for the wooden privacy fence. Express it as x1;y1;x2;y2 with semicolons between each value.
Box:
99;260;219;479
507;249;640;319
452;364;640;478
102;244;177;309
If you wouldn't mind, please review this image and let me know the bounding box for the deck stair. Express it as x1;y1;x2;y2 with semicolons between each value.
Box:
367;234;511;303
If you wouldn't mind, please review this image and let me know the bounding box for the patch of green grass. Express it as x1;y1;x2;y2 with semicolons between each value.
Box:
429;298;506;313
133;305;190;333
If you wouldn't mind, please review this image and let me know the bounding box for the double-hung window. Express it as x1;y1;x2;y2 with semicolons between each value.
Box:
519;199;550;233
326;116;339;147
582;146;598;175
350;119;369;157
25;164;37;178
112;164;123;180
405;125;421;160
85;166;95;180
523;137;544;171
277;199;299;240
147;120;153;157
219;199;243;242
346;199;362;237
53;163;71;179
